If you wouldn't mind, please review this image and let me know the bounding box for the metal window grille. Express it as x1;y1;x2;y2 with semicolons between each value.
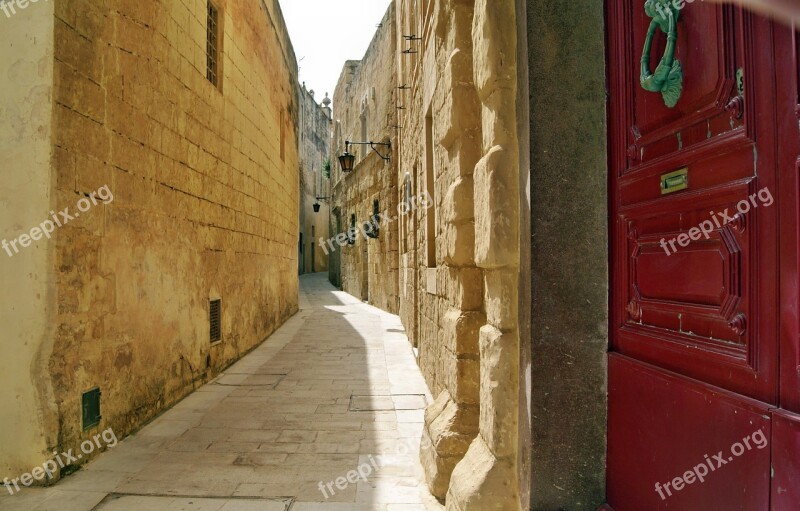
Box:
206;2;219;87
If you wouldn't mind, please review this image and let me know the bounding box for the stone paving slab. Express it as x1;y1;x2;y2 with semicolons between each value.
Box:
0;273;443;511
95;495;292;511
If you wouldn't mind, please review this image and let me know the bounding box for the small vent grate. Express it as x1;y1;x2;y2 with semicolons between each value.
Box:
210;299;221;343
82;388;101;431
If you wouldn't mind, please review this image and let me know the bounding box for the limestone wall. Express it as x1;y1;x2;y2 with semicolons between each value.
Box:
0;0;58;480
395;0;527;509
1;0;301;475
298;84;331;274
329;5;399;313
396;0;483;500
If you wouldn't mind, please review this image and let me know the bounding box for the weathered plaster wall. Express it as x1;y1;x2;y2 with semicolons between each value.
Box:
330;5;399;313
528;0;609;508
0;0;58;478
298;84;331;274
46;0;300;466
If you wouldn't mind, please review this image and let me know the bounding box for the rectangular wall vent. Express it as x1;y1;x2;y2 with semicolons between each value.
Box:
82;388;101;431
210;299;222;343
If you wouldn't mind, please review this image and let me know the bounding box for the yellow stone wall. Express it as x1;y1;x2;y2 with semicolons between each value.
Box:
298;85;331;275
0;0;300;477
329;4;399;313
395;0;527;509
0;0;58;480
396;0;483;499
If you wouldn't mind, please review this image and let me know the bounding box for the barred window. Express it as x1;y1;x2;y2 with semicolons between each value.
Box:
206;1;221;88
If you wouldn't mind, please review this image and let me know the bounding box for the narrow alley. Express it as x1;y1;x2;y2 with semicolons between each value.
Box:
0;274;442;511
4;1;800;510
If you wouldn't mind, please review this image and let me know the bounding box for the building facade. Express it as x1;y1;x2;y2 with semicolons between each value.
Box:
393;0;529;509
390;1;800;510
0;0;300;479
298;84;332;275
328;4;400;314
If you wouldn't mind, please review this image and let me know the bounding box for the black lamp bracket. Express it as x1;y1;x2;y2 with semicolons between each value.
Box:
345;140;392;162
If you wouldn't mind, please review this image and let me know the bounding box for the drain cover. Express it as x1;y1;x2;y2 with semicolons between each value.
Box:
212;373;287;388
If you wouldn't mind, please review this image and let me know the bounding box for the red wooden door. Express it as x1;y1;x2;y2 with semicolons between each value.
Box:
605;1;800;509
772;24;800;511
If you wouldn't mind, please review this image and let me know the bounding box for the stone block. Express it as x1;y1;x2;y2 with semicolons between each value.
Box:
443;221;475;267
449;357;480;406
420;390;480;499
445;266;483;311
483;269;518;331
442;309;483;357
472;0;517;100
446;435;519;511
442;176;475;226
474;145;519;269
479;325;519;458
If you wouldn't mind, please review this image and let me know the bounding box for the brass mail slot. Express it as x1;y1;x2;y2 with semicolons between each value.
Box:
661;168;688;195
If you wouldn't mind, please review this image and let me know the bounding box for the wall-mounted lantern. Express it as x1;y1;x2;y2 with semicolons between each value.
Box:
338;140;392;172
313;196;330;213
338;146;356;173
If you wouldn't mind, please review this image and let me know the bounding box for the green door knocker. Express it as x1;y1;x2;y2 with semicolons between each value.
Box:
641;0;683;108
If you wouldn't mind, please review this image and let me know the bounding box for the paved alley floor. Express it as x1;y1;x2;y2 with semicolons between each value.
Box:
0;273;443;511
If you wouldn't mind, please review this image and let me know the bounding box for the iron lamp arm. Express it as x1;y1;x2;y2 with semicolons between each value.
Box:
344;140;392;162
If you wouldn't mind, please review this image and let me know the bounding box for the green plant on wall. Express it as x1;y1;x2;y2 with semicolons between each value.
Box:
323;158;331;179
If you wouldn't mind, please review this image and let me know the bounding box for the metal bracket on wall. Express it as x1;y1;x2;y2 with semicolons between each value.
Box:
344;140;392;163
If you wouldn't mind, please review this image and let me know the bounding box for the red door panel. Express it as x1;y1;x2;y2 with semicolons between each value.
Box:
608;355;772;511
617;180;775;400
624;2;746;167
610;2;780;404
777;26;800;415
771;410;800;510
606;1;791;509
